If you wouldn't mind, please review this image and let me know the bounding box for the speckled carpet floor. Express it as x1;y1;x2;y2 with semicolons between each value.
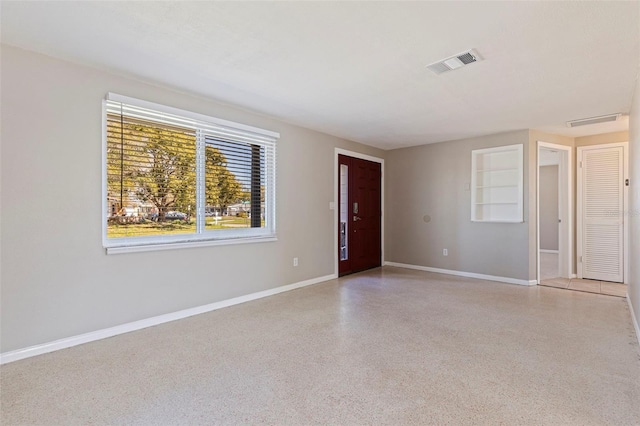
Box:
2;266;639;425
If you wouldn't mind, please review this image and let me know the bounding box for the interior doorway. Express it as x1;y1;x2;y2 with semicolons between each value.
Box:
537;141;572;284
539;149;561;280
336;151;383;276
537;141;627;298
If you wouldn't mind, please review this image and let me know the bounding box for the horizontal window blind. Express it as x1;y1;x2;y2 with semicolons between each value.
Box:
103;93;278;250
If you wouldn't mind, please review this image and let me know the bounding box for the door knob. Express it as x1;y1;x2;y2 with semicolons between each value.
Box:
353;215;362;221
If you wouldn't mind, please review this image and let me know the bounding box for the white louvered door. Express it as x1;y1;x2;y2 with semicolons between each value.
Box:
579;146;624;282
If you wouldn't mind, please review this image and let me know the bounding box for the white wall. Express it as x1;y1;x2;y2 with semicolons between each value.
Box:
628;75;640;336
0;45;385;353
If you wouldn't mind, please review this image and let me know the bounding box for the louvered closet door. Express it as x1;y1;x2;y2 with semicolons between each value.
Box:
581;146;624;282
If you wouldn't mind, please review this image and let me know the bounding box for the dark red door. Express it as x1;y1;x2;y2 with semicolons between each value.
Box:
338;155;381;276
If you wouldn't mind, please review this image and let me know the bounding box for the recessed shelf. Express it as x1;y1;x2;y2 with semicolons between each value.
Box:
471;144;523;223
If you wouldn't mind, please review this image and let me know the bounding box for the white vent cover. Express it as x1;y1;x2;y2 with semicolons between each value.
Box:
427;49;482;75
566;113;622;127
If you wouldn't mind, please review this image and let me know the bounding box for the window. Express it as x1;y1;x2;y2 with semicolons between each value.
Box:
103;94;278;253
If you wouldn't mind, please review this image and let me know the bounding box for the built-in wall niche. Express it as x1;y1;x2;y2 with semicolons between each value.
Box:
471;144;523;223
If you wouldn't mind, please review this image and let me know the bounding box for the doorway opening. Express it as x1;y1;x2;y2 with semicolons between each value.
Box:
537;142;572;285
335;149;384;277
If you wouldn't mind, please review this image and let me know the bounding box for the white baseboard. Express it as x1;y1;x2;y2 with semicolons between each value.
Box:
570;274;577;279
539;249;559;254
628;296;640;347
384;262;536;286
0;273;336;365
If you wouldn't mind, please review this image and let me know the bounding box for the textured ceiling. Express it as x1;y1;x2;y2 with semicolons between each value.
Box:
1;1;638;149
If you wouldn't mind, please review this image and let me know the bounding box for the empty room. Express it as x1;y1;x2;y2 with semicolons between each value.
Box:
1;2;639;424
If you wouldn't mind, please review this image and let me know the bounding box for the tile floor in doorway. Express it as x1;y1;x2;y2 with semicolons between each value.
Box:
540;251;561;281
539;252;627;297
540;277;627;297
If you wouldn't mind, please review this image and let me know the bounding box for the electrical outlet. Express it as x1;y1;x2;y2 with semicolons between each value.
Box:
443;249;448;256
293;257;299;267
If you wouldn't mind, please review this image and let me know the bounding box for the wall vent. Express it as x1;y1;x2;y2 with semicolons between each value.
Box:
427;49;482;75
566;113;622;127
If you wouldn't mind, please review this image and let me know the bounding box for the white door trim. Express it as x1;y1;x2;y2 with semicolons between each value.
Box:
577;142;629;283
537;141;573;284
334;148;385;276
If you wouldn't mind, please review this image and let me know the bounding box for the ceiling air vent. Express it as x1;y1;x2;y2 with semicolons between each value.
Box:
427;49;482;75
566;113;622;127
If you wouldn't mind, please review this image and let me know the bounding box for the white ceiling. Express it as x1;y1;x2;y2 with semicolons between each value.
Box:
1;1;638;150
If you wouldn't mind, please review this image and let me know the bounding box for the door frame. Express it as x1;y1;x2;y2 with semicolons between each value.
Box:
537;141;573;284
334;148;385;277
577;142;629;283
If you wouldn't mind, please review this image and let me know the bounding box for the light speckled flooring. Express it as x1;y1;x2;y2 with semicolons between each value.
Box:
2;266;639;425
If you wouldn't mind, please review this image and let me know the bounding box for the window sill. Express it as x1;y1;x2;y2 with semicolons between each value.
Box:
105;236;277;255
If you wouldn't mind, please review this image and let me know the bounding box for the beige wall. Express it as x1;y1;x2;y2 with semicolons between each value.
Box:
576;131;629;147
539;166;559;251
385;130;532;281
529;131;575;149
628;76;640;336
0;46;385;353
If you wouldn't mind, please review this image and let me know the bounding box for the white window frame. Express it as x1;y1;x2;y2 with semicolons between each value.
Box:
102;93;278;254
